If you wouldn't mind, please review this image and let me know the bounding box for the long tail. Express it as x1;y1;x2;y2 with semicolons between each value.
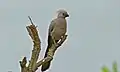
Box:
41;35;59;72
41;35;52;72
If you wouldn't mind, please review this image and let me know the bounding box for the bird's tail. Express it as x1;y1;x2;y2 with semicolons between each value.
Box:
41;35;52;71
41;35;59;71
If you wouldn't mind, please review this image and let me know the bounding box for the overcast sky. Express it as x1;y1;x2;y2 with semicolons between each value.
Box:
0;0;120;72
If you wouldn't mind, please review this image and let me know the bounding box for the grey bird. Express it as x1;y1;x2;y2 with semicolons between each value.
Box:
41;9;69;71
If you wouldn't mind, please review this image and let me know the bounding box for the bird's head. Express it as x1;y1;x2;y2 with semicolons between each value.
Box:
57;9;69;18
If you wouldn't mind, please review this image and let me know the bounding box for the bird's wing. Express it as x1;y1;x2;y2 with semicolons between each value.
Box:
41;20;56;72
48;20;56;35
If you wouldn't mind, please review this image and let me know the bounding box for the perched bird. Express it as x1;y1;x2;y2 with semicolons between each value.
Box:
41;9;69;72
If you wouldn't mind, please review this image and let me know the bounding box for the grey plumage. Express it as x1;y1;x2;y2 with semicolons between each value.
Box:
41;9;69;72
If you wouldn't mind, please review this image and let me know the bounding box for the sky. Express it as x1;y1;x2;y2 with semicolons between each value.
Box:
0;0;120;72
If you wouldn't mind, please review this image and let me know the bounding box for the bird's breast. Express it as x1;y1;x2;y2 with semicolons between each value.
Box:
52;18;67;40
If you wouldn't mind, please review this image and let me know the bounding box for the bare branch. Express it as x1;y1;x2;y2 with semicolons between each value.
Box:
27;23;41;71
20;16;41;72
35;35;67;69
19;57;27;68
19;57;28;72
28;16;34;25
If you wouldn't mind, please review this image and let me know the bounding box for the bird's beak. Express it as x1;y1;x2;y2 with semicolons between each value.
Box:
66;14;69;17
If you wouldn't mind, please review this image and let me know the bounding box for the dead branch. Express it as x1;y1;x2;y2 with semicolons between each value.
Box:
20;16;41;72
35;35;67;70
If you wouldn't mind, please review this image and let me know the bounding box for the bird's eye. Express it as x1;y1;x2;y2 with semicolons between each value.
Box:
62;13;65;16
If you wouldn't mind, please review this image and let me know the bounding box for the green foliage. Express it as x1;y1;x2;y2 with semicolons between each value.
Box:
112;62;117;72
101;66;110;72
101;61;118;72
